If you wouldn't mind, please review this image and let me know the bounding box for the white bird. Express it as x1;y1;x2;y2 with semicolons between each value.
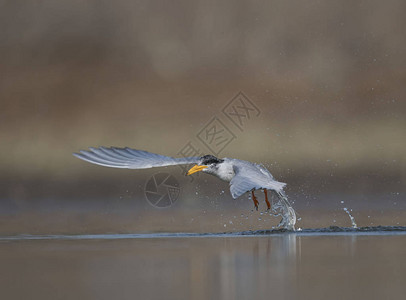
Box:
73;147;296;229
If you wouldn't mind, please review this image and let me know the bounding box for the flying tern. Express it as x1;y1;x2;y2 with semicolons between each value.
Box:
73;147;296;229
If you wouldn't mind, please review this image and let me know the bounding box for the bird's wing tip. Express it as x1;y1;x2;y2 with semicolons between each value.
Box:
73;152;89;161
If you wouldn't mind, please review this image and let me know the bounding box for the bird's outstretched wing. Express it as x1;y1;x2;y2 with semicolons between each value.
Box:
73;147;200;169
229;164;286;199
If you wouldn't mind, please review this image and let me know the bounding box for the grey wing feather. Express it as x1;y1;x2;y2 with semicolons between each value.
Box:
229;164;286;199
73;147;200;169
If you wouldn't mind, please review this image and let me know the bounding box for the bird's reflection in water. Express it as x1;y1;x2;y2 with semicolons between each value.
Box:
189;235;299;299
1;234;403;300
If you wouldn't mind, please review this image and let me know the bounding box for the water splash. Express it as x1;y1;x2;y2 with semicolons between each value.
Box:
343;207;357;228
271;191;296;231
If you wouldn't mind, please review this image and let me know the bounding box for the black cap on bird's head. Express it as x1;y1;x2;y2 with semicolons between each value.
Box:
187;155;224;175
200;155;224;165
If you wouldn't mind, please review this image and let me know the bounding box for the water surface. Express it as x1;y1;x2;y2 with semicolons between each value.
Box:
1;229;405;300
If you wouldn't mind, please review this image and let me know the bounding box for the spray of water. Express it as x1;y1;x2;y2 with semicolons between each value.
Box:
270;191;296;230
343;207;357;228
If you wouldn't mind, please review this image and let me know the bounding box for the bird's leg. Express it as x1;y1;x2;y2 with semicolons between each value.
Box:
251;191;259;211
264;188;271;210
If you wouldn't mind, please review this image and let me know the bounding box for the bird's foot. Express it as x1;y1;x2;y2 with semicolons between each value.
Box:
264;189;271;210
251;191;259;211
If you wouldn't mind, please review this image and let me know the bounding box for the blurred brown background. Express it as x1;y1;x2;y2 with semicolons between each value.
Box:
0;0;405;233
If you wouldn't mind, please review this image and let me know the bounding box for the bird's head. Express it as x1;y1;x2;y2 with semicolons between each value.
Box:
187;155;224;176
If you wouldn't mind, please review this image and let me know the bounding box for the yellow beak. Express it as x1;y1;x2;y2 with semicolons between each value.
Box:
187;165;208;175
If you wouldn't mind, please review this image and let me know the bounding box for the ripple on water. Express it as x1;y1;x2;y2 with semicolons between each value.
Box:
239;225;406;235
0;226;406;241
